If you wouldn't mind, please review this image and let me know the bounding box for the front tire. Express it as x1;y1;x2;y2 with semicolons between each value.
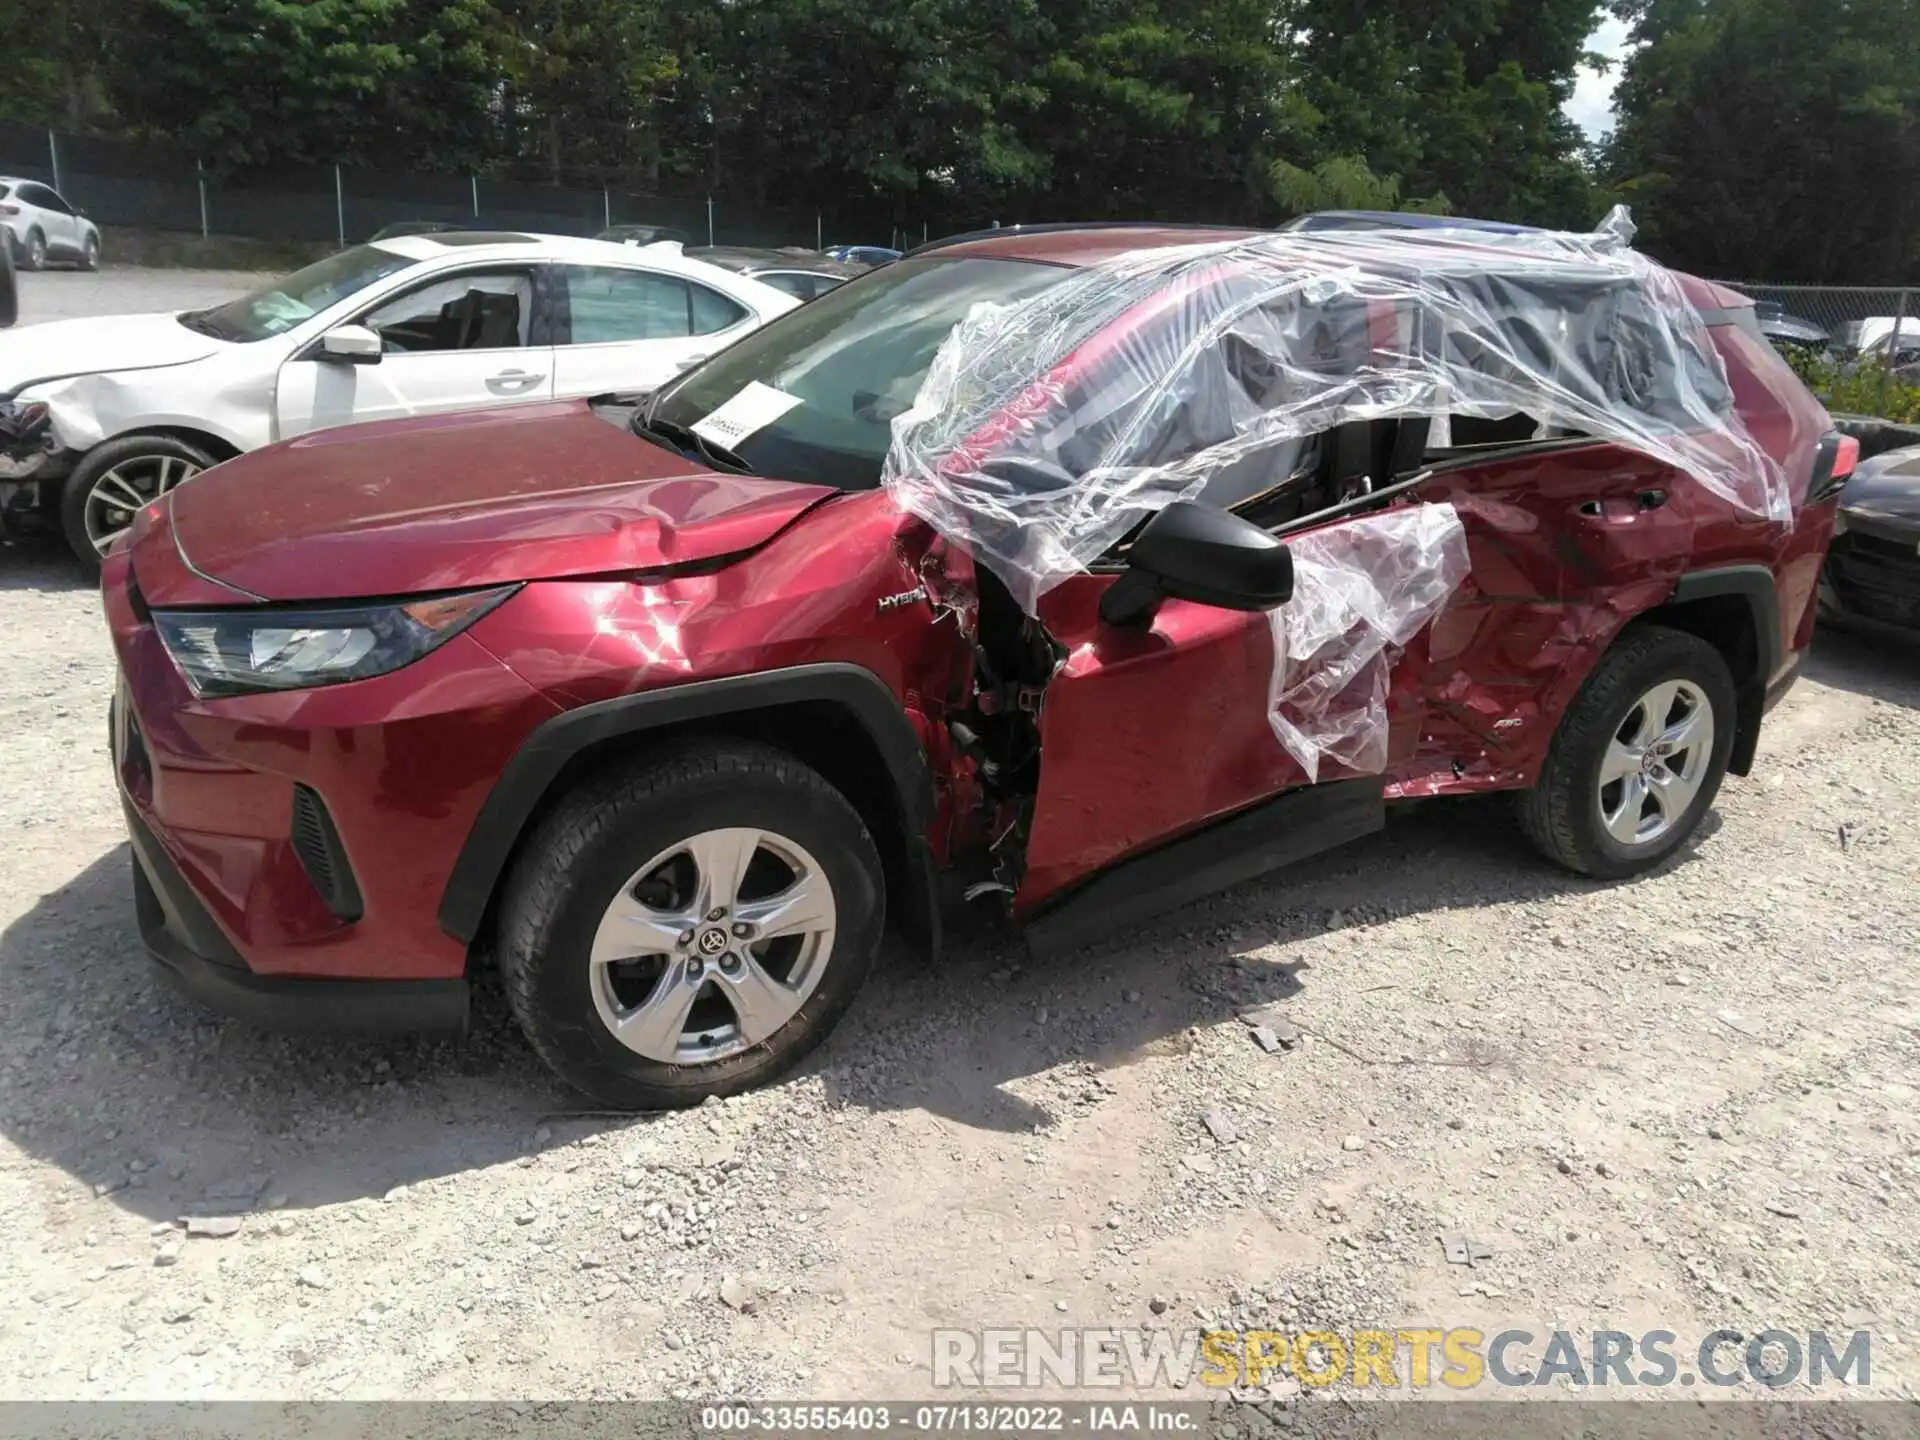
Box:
1519;624;1737;878
80;233;100;271
498;740;885;1108
61;433;216;573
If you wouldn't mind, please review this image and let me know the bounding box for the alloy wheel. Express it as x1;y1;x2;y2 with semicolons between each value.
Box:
84;454;202;554
1596;679;1715;847
588;827;837;1065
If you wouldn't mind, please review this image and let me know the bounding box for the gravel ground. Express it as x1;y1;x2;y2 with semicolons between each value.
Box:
1;273;1917;1409
12;266;268;324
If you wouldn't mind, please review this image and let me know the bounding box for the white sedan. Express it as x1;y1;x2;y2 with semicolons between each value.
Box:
0;231;800;566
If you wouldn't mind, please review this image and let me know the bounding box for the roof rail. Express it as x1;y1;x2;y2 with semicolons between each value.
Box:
903;220;1264;259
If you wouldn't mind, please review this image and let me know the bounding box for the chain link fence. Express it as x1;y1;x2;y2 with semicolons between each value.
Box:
0;123;926;254
1721;282;1919;360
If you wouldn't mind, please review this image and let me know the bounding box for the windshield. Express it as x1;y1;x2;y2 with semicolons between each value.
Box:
647;256;1066;490
183;245;414;343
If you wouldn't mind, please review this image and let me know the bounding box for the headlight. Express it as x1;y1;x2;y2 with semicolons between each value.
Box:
153;586;518;698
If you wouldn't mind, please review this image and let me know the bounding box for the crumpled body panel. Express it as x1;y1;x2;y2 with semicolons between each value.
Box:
1267;503;1472;782
26;361;272;459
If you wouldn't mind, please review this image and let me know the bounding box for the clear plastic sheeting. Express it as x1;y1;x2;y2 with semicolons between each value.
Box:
883;207;1785;613
1266;503;1471;782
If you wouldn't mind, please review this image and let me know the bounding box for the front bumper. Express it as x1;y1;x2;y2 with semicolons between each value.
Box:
103;536;562;1031
1822;510;1920;636
122;784;469;1034
0;398;67;532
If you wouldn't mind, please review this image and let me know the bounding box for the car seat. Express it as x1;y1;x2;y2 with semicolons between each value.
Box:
437;289;523;350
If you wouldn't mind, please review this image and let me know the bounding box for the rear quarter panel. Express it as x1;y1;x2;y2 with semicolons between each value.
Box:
1391;324;1835;798
1710;323;1837;658
1390;444;1704;797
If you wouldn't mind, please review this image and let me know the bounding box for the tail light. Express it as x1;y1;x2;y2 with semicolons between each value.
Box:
1831;434;1860;483
1809;431;1859;502
0;204;18;217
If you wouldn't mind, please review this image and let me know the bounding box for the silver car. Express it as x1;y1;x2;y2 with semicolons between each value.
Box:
0;177;101;271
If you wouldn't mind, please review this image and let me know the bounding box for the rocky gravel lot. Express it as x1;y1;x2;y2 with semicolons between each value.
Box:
1;271;1917;1411
12;266;269;324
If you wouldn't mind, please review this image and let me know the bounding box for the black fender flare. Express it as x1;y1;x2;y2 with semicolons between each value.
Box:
1665;564;1780;776
436;662;939;952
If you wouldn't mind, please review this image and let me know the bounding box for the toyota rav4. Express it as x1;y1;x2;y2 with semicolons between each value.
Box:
103;220;1851;1107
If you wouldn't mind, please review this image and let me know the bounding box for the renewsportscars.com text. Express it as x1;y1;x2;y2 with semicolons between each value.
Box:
931;1327;1872;1391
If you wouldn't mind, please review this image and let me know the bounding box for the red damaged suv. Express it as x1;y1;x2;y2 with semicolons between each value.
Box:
104;222;1849;1107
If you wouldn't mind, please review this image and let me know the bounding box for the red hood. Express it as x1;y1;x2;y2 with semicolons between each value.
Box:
157;401;835;602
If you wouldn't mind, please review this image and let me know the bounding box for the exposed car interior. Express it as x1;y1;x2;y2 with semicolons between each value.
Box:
365;272;532;352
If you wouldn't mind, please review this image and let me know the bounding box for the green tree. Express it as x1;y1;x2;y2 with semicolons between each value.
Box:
1605;0;1920;280
111;0;410;170
1268;155;1452;214
650;0;1056;216
1021;0;1292;221
108;0;509;173
11;0;1622;241
649;0;1293;230
490;0;680;187
1283;0;1602;226
0;0;120;130
383;1;515;173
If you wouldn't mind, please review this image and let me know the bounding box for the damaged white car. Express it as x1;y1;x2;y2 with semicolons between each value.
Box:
0;230;798;568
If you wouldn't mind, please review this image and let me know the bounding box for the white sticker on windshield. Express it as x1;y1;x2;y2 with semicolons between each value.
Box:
692;381;802;449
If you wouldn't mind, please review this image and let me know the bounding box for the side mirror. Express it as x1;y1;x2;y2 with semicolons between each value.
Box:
319;325;382;364
1099;500;1294;627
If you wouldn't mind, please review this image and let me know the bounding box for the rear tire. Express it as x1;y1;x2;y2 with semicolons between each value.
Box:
498;740;885;1108
61;433;217;573
1519;624;1737;879
21;229;46;271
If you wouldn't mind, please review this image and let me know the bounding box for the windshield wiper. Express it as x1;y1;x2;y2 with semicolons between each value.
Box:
630;413;756;476
176;309;233;340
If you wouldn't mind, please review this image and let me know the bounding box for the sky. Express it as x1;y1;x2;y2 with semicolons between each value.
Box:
1565;15;1633;141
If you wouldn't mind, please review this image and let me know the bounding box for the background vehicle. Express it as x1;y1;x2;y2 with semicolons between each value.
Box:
823;244;902;265
0;177;101;271
0;230;798;568
597;223;693;246
1752;298;1830;353
1835;316;1920;363
104;223;1844;1109
367;220;474;241
682;244;869;300
1821;442;1920;637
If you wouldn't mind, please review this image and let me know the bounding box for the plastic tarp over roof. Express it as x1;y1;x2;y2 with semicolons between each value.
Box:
881;207;1786;615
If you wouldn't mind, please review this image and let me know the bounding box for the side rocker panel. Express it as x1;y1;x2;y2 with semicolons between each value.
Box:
1025;776;1385;957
